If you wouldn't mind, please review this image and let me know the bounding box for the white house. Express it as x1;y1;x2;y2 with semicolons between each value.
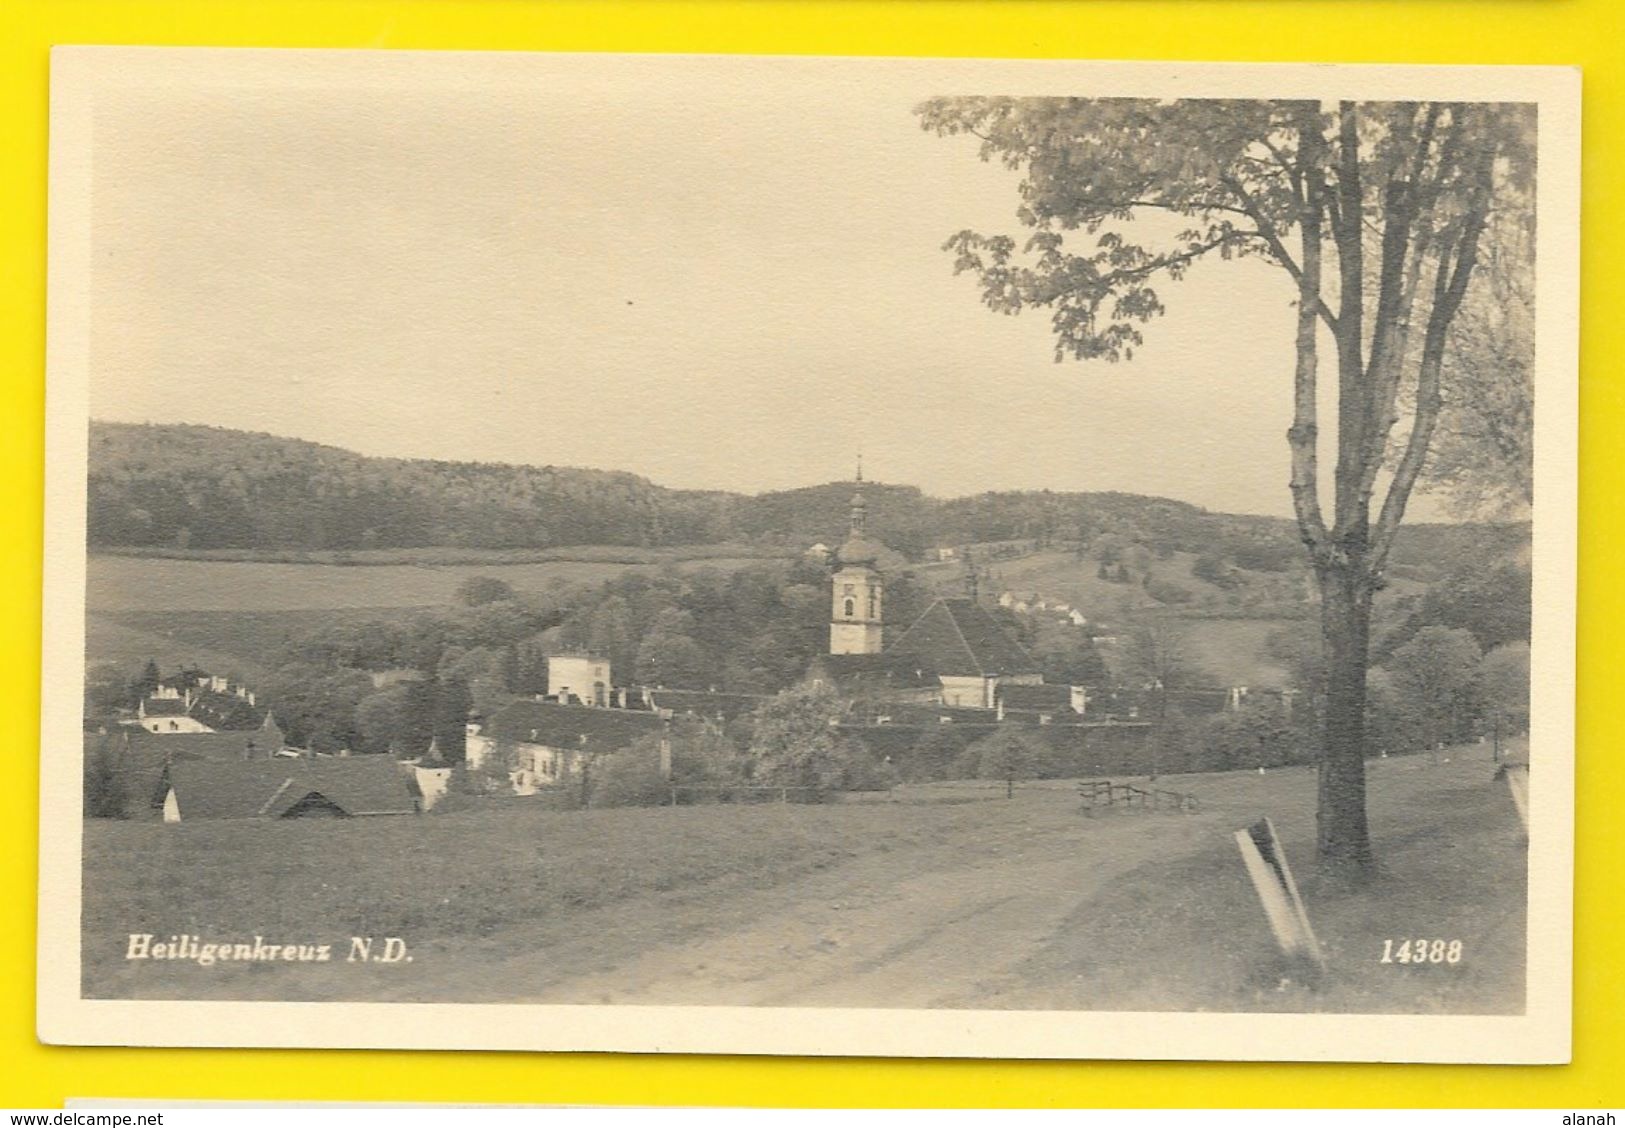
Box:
547;653;613;707
467;700;667;795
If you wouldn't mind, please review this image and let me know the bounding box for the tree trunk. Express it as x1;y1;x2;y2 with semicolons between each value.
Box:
1316;561;1375;879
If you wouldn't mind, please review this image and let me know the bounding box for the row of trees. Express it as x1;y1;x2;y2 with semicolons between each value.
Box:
1194;630;1530;775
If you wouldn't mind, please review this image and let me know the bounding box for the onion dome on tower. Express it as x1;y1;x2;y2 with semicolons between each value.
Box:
835;487;886;567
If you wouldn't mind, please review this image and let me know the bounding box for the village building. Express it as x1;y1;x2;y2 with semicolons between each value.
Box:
996;682;1088;721
133;678;283;749
466;699;668;794
160;756;418;822
404;759;454;811
547;653;612;707
136;694;209;734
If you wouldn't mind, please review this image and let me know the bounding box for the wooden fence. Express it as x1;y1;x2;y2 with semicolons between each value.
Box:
1077;779;1200;812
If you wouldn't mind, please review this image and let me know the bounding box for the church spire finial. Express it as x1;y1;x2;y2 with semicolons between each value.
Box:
855;451;863;484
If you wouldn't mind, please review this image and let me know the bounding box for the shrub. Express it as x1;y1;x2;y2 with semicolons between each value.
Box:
588;747;671;809
1144;576;1195;605
456;575;516;607
964;728;1044;782
1200;699;1303;770
832;739;900;792
900;727;967;782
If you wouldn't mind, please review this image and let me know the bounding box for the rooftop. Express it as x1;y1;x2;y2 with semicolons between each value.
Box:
166;755;417;820
483;700;663;755
887;598;1038;678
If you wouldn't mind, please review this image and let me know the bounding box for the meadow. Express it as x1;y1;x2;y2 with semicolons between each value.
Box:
87;551;783;613
82;743;1526;1013
84;549;785;676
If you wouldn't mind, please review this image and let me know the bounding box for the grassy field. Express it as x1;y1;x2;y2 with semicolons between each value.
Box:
82;743;1526;1012
83;550;786;675
85;608;422;682
87;552;780;613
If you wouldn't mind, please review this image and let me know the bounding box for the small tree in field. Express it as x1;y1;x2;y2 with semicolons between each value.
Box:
919;97;1534;877
965;728;1042;793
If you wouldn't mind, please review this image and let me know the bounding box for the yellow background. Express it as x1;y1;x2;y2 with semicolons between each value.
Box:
1;0;1614;1108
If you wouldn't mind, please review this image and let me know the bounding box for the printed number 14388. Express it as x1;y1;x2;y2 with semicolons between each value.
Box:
1381;939;1463;964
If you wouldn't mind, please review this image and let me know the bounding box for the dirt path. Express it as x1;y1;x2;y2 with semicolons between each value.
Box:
377;795;1219;1008
93;753;1522;1013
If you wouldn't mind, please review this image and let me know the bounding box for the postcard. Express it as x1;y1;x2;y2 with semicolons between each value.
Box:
39;47;1578;1061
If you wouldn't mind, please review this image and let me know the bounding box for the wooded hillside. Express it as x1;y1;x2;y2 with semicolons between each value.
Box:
88;422;1524;577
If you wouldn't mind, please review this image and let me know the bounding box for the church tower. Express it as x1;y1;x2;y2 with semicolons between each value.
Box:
829;471;885;655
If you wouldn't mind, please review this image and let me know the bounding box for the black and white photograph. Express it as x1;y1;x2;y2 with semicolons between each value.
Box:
38;49;1578;1061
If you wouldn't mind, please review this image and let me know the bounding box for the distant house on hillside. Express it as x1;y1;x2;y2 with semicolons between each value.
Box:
161;756;417;822
467;700;667;795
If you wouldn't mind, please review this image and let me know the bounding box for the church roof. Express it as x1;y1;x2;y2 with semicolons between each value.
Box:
887;598;1039;678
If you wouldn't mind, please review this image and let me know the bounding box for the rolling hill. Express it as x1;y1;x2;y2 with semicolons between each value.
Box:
89;422;1525;582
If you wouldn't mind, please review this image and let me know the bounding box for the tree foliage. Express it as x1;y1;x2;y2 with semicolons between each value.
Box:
1387;626;1484;747
919;95;1535;875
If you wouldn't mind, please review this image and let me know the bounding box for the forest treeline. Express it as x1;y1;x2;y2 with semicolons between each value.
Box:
89;421;1524;575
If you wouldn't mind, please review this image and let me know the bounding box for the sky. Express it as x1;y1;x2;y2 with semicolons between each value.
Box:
88;58;1351;517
